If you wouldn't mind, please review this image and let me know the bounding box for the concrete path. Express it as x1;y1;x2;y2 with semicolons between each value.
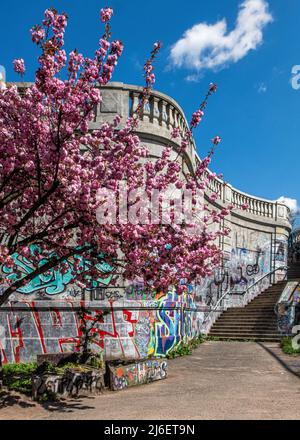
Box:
1;341;300;420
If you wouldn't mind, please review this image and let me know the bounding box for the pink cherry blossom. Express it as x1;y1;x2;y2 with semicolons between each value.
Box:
13;58;25;75
190;110;204;128
212;136;221;145
209;83;217;93
100;7;113;23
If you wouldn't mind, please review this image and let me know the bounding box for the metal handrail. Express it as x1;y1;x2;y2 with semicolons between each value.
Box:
203;265;289;324
242;265;288;296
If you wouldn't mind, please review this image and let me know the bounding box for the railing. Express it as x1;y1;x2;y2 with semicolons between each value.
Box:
126;85;196;159
274;274;299;335
241;265;288;302
202;265;289;328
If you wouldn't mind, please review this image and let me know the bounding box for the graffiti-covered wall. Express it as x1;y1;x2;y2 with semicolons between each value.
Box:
0;292;204;364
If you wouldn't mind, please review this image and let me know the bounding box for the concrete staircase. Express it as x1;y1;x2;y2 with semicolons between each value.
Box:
209;281;287;342
287;261;300;279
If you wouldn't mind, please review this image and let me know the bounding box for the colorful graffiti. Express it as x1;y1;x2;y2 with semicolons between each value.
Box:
275;239;287;262
194;227;274;307
32;369;105;399
1;245;114;299
108;359;168;391
276;282;299;334
228;226;271;293
0;291;202;364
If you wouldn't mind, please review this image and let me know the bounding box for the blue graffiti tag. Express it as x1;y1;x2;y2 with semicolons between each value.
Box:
2;245;114;295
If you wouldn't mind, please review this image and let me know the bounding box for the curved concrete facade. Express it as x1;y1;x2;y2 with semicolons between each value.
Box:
0;82;291;363
97;82;291;286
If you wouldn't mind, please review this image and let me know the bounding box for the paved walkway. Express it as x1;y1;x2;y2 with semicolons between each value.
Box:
1;341;300;420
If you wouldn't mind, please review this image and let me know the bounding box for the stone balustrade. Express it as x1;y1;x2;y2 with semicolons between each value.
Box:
98;83;290;225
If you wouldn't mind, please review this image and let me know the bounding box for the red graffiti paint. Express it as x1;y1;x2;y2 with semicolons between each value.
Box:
123;309;138;337
51;309;62;327
30;302;47;354
7;313;24;363
0;341;8;364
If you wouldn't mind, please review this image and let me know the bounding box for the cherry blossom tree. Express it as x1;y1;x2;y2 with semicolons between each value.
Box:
0;7;232;305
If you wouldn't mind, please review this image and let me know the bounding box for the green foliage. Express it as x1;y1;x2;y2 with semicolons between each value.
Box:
38;390;59;402
2;362;38;395
2;362;37;376
166;334;206;359
35;361;57;375
2;352;104;399
281;337;300;355
206;336;221;341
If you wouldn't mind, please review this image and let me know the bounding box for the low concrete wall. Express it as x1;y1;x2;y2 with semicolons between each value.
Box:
0;293;205;364
108;359;168;391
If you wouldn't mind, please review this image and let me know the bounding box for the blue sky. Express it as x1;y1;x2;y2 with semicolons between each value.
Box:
1;0;300;212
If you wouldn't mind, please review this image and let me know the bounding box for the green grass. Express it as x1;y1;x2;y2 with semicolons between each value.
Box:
166;335;207;359
1;355;103;398
280;337;300;355
2;362;38;395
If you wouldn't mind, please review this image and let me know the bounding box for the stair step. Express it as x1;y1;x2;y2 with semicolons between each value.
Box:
217;319;278;323
212;326;278;331
243;305;275;308
208;336;282;342
209;331;281;337
249;302;279;305
232;312;276;314
215;319;277;325
217;322;277;326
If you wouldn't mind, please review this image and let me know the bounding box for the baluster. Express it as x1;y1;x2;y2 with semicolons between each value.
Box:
160;100;168;128
152;97;160;125
131;92;140;116
174;110;179;128
143;98;151;122
169;105;175;128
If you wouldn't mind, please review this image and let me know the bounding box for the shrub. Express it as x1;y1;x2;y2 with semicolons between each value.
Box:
281;337;300;355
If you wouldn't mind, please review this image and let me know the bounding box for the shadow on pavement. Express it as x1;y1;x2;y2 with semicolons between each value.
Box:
0;388;96;413
257;342;300;379
40;397;95;413
0;390;35;409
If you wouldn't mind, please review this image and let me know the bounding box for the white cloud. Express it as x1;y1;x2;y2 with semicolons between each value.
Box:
185;73;204;83
170;0;273;74
257;82;267;93
277;196;300;215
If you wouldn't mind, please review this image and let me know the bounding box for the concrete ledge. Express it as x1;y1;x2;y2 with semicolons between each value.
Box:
108;358;168;391
32;368;105;400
